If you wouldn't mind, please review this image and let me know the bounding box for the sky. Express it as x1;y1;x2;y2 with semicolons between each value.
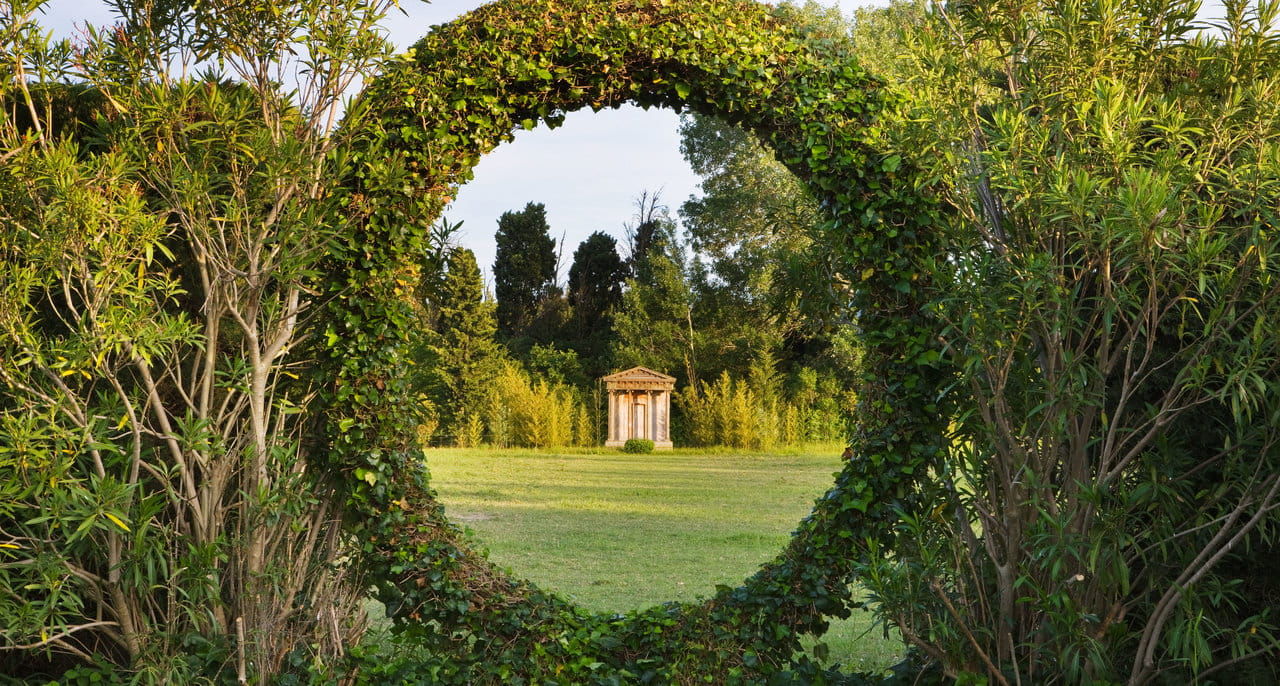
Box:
42;0;1227;284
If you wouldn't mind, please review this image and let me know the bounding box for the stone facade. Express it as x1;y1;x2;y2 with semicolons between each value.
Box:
602;366;675;449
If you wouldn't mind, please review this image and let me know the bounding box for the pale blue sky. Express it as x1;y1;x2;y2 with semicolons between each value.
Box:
42;0;1227;284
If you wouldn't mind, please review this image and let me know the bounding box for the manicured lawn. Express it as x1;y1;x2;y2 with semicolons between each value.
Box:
425;444;904;673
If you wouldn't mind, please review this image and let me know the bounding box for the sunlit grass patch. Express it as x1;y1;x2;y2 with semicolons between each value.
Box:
422;444;904;671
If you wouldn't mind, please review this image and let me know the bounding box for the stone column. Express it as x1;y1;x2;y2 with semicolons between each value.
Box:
624;392;633;440
608;391;616;442
616;391;624;442
657;391;667;444
614;391;624;442
648;390;655;441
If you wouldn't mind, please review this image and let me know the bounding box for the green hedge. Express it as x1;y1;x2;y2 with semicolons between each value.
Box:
320;0;945;682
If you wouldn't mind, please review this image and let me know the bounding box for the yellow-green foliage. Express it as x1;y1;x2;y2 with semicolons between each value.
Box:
680;372;782;449
487;362;585;448
457;413;485;448
573;404;594;448
678;366;847;449
780;404;803;446
416;400;441;447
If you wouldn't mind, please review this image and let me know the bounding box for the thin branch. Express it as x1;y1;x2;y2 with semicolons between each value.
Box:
0;620;119;652
930;578;1012;686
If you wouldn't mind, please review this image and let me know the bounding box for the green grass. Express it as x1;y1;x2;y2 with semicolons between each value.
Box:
426;444;904;673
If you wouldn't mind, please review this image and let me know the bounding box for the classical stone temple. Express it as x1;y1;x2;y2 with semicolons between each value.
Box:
603;366;675;449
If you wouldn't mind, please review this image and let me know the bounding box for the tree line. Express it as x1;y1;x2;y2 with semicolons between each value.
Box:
415;191;857;448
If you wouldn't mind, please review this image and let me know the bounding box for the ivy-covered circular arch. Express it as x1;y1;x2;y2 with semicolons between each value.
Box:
320;0;947;681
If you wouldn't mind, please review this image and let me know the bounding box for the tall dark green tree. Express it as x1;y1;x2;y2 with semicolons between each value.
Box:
427;248;504;445
493;201;561;340
568;232;626;318
565;231;626;373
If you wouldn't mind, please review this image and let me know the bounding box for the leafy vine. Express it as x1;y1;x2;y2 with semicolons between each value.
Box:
319;0;947;681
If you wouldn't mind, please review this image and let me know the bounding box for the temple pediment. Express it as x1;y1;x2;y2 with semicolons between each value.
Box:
603;366;676;390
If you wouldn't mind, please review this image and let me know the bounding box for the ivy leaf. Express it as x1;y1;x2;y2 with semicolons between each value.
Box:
354;468;378;486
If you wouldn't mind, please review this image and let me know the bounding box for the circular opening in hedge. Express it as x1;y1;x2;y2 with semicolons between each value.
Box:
417;101;872;621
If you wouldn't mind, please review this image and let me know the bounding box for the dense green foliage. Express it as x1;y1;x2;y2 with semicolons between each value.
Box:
565;230;627;375
678;354;849;450
859;0;1280;683
418;248;505;446
675;0;849;323
621;438;655;454
485;360;594;449
567;232;626;320
0;0;401;681
493;201;562;344
611;214;706;388
418;250;600;449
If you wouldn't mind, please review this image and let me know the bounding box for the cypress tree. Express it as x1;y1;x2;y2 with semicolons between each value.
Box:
430;248;503;444
493;201;560;339
566;231;626;372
